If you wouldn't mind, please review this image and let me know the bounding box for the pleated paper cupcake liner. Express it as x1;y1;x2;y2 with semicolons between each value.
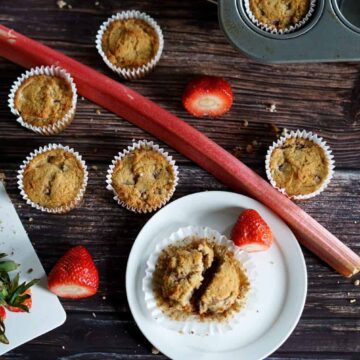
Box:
17;144;88;213
106;140;178;213
96;10;164;80
8;66;77;135
265;129;335;200
244;0;317;35
142;226;257;336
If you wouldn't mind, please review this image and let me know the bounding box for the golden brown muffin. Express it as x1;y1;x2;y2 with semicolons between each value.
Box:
269;137;329;196
111;147;175;211
152;238;250;322
199;257;240;315
22;149;85;209
101;18;159;68
249;0;311;30
14;75;73;127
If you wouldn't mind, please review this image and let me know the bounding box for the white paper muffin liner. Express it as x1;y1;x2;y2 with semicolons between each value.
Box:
17;144;88;213
265;129;335;200
106;140;178;213
244;0;317;35
96;10;164;80
142;226;257;336
8;66;77;135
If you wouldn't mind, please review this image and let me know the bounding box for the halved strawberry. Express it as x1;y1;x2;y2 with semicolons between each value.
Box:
182;76;233;117
231;209;273;252
48;245;99;299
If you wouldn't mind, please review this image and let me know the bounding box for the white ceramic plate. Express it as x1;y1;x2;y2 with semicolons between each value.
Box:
0;182;66;355
126;191;307;360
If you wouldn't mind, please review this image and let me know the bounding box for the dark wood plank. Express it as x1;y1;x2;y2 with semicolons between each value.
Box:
1;164;360;359
0;0;359;359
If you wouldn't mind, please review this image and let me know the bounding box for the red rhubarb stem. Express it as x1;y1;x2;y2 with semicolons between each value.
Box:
0;24;359;277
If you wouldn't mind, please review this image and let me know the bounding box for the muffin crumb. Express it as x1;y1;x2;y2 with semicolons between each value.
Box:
57;0;67;9
151;346;160;355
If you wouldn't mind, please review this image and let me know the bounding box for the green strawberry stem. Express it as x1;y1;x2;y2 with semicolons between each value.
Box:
0;261;19;273
0;319;8;345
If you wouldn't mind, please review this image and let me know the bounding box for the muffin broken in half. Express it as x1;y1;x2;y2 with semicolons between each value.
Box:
152;237;249;322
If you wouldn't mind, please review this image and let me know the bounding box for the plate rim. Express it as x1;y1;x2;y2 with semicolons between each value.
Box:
126;190;307;360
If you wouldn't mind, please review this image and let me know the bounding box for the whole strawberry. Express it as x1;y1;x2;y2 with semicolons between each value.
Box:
48;245;99;299
231;209;273;252
182;76;233;117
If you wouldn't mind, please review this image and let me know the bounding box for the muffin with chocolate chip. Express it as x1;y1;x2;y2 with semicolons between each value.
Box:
267;133;334;198
249;0;311;30
108;142;178;212
9;66;77;135
19;146;87;213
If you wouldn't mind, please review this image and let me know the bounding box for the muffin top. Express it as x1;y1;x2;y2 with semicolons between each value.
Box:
249;0;311;30
22;149;84;209
101;18;159;68
269;137;329;196
14;75;73;127
111;147;175;211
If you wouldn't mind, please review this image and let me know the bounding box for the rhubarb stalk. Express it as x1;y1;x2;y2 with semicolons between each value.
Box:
0;24;359;277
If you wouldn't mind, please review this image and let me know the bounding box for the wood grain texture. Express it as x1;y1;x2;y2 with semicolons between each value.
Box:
0;0;359;359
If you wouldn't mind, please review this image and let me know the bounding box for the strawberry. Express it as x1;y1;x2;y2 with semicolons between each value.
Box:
6;289;32;313
48;245;99;299
231;209;273;252
0;307;6;321
182;76;233;117
2;272;38;313
0;306;8;344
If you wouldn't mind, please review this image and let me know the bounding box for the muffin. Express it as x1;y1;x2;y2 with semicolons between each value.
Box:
96;11;164;79
152;237;250;322
18;145;88;213
266;130;334;199
247;0;313;31
143;226;254;335
9;66;77;135
106;141;178;213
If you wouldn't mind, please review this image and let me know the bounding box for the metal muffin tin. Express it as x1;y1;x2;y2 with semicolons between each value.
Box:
218;0;360;63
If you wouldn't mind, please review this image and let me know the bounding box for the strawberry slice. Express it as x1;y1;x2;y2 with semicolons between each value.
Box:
182;76;233;117
231;209;273;252
48;245;99;299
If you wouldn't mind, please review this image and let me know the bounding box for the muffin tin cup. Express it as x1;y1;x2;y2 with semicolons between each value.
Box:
243;0;317;35
8;66;78;136
17;144;88;214
142;225;257;336
265;129;335;200
96;10;164;80
106;140;179;213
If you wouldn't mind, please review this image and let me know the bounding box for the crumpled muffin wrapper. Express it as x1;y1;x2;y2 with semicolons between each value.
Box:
244;0;317;35
265;129;335;200
8;65;77;135
106;140;179;213
142;226;257;336
17;143;88;214
96;10;164;80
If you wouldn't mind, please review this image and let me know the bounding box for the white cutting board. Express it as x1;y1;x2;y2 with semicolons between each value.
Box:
0;180;66;355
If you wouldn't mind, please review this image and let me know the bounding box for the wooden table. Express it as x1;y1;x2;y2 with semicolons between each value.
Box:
0;1;359;359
